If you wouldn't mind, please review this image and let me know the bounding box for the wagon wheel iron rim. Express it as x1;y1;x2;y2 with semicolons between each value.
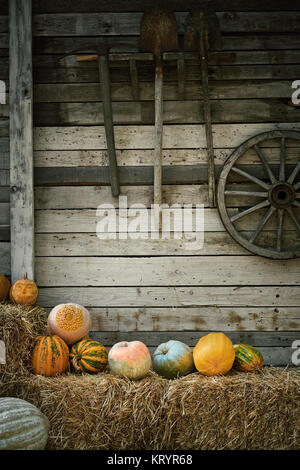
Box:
217;130;300;259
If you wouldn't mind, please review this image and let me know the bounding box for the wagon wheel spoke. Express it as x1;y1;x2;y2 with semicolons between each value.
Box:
287;161;300;185
279;137;286;182
218;130;300;259
249;206;276;244
276;209;284;252
286;206;300;234
231;167;270;190
254;144;277;184
230;199;270;223
224;190;268;197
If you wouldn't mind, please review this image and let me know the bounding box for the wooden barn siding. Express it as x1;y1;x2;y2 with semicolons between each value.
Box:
0;0;9;275
0;1;298;364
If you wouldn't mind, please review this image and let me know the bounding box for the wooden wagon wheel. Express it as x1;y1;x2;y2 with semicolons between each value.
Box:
217;130;300;259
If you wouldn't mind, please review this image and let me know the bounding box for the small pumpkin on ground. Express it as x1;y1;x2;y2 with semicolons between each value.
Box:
153;340;194;379
31;335;69;377
108;340;152;380
70;338;108;373
0;397;49;450
0;274;10;301
193;332;235;376
9;273;38;305
47;303;91;344
233;344;264;372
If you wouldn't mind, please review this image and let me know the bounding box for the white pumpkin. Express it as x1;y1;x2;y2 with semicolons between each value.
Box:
0;397;49;450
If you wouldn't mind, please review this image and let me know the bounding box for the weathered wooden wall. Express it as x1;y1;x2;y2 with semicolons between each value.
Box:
2;1;300;364
0;0;9;276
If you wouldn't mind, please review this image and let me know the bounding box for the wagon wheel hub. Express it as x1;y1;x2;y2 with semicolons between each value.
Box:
217;130;300;259
269;182;295;209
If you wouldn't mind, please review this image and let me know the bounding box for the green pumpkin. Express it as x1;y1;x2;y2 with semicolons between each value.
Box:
233;344;264;372
153;340;194;379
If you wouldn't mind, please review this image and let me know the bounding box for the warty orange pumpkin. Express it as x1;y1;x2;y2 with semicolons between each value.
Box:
10;273;38;305
193;332;235;376
31;335;69;377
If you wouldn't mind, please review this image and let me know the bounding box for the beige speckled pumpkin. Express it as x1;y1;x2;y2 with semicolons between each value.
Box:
0;397;49;450
47;303;91;344
9;273;38;305
0;274;10;301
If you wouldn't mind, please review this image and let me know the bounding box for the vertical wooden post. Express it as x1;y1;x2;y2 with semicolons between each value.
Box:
9;0;34;282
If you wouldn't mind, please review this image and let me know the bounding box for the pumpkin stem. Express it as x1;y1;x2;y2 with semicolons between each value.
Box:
162;348;168;355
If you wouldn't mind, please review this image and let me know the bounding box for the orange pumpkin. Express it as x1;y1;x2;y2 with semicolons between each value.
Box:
0;274;11;301
47;303;91;345
10;273;38;305
193;332;235;376
31;335;69;377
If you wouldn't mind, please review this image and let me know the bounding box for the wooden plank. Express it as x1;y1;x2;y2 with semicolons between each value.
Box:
35;232;251;256
29;1;300;13
35;232;298;257
85;306;300;332
0;169;9;185
0;201;9;224
33;123;300;150
0;186;9;202
37;286;300;307
33;98;300;126
35;207;300;233
33;147;300;167
87;331;299;347
0;119;8;137
33;80;296;103
9;0;34;282
33;50;300;68
30;12;300;36
33;64;300;83
33;164;298;186
35;185;212;209
0;33;7;48
33;35;300;54
0;241;10;274
0;15;7;33
35;256;300;287
0;224;9;241
36;184;277;209
0;152;9;169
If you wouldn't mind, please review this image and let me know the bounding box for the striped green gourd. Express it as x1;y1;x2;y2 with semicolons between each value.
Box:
70;338;108;373
233;344;264;372
0;398;49;450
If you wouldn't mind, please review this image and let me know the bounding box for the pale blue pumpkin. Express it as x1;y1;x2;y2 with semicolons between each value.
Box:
152;340;194;379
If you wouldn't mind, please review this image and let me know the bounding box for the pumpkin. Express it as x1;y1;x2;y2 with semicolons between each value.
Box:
70;338;108;373
0;397;49;450
108;340;151;380
233;344;264;372
47;303;91;344
9;273;38;305
31;335;69;376
0;274;10;301
153;340;194;379
193;332;235;376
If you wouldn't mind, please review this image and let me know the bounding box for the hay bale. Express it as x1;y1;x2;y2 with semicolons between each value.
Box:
0;302;47;382
0;303;299;450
